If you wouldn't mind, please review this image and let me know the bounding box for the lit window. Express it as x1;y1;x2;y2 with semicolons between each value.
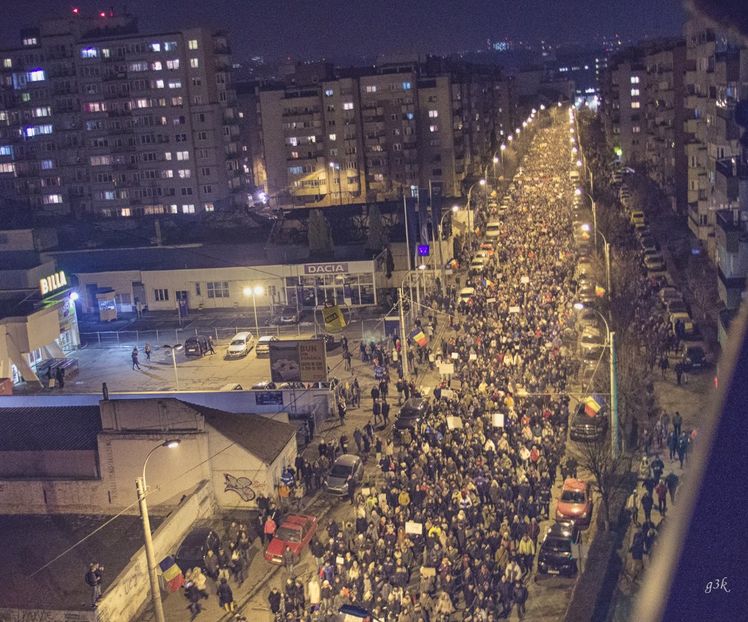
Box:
178;168;191;178
121;208;132;217
402;81;412;90
188;39;199;50
631;89;639;96
128;61;148;72
27;69;45;82
631;76;640;84
324;88;334;97
206;281;229;297
343;102;354;110
134;98;149;109
90;155;112;166
182;204;195;214
168;80;182;88
3;58;11;68
154;79;164;89
161;170;174;178
41;159;54;170
170;204;178;214
632;126;641;133
0;163;15;174
0;145;12;156
190;58;199;68
149;42;161;52
164;41;178;51
429;110;438;118
151;61;163;71
80;48;98;59
22;37;38;47
429;124;439;133
176;150;189;161
631;101;640;109
166;59;180;70
42;193;63;204
329;133;337;141
165;152;173;161
365;85;377;93
406;112;414;120
24;124;53;138
204;202;214;212
33;106;51;117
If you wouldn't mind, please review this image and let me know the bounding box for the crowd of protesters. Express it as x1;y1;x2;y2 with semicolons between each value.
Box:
259;112;589;622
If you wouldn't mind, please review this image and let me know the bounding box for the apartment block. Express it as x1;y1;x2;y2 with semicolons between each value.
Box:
0;11;245;219
238;58;508;208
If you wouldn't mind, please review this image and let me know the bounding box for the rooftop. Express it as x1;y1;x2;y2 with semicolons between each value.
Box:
0;406;102;451
195;405;297;464
0;251;46;270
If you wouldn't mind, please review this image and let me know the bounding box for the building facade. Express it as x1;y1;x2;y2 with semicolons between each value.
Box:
0;11;246;219
238;58;509;208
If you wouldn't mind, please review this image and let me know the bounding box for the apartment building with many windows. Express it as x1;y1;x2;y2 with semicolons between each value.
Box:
0;11;245;219
238;58;509;207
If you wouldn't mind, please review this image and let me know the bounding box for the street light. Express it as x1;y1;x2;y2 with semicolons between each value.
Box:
160;344;182;390
137;439;181;622
243;285;264;336
573;304;620;457
436;205;459;294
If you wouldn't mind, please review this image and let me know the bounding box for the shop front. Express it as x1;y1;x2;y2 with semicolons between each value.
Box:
285;262;377;310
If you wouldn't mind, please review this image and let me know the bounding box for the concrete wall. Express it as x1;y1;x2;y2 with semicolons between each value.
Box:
0;608;95;621
0;449;98;479
93;480;218;622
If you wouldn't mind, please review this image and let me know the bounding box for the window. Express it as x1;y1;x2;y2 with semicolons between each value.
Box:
631;101;640;109
151;61;163;71
129;61;149;72
343;102;354;110
3;58;11;68
0;146;12;156
203;185;213;193
42;193;63;204
182;204;195;213
428;110;438;118
164;41;178;51
195;283;202;296
33;106;51;117
204;202;214;212
28;69;45;82
41;159;54;170
90;155;112;166
178;169;191;178
153;79;164;89
23;37;38;47
365;85;377;93
206;281;230;298
192;77;202;86
176;150;189;160
149;42;161;52
329;133;337;141
154;288;169;301
24;124;53;138
402;81;412;90
180;187;193;195
166;59;180;70
190;58;199;69
632;126;641;133
200;167;211;176
0;163;15;174
429;124;439;133
289;165;304;175
324;88;334;97
631;76;640;84
175;133;187;142
188;39;199;50
631;89;640;96
80;47;98;59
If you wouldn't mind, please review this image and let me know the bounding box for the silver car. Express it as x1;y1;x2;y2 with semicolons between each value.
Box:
324;454;364;495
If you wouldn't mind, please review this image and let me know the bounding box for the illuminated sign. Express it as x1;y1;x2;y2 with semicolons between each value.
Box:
303;262;348;274
40;271;68;296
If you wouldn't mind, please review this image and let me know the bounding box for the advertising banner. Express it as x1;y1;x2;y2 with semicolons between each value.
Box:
269;339;328;383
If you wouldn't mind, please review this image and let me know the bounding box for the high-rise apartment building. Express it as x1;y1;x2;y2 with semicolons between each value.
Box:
0;11;245;219
238;58;509;207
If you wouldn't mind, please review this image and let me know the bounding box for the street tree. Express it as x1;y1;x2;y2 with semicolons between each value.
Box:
366;204;387;253
308;209;334;258
576;435;629;531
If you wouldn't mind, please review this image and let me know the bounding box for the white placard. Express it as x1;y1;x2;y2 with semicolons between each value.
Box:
361;487;371;496
469;353;478;361
440;389;456;399
492;413;505;428
420;566;436;577
438;362;455;375
405;521;423;535
509;306;521;314
446;416;463;429
520;276;530;285
487;297;497;303
451;352;460;360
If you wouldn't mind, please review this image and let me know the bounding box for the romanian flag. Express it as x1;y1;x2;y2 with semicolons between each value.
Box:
322;303;347;332
409;327;429;347
483;277;495;287
595;285;606;298
583;394;605;418
159;556;184;593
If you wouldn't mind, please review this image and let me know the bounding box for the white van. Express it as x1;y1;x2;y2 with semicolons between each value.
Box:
226;332;254;358
485;221;502;238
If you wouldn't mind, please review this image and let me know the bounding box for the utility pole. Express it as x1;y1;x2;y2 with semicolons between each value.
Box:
136;477;166;622
610;330;621;457
398;286;409;378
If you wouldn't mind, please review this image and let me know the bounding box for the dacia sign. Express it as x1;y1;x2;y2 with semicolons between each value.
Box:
303;262;349;275
40;270;68;296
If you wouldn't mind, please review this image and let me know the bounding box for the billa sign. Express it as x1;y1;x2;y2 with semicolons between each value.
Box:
40;271;68;296
303;262;349;274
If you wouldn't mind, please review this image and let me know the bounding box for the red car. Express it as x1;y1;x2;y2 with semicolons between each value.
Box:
264;514;318;564
555;478;592;527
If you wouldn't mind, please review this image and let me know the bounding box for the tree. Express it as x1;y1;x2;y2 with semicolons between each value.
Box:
366;204;387;253
576;435;629;531
308;209;334;257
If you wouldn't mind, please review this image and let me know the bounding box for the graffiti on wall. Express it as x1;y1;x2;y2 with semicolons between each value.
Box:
223;474;256;502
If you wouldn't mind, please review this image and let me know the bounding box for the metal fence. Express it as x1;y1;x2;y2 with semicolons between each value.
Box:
79;318;390;348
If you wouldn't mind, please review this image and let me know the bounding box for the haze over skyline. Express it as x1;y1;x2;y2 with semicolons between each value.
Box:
1;0;687;61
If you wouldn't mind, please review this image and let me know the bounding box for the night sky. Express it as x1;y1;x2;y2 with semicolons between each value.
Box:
2;0;687;61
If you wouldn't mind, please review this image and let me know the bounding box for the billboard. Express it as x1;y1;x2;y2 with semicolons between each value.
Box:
269;339;327;383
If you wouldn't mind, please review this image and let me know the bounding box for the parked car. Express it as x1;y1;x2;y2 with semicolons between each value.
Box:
537;520;582;576
485;221;502;238
643;254;666;272
469;257;487;275
276;306;301;325
479;241;496;256
184;335;209;357
640;236;660;253
682;343;707;370
255;335;278;357
175;527;221;573
556;479;592;527
264;514;317;563
576;307;602;331
578;327;605;356
658;287;683;306
570;402;608;442
394;398;429;439
630;210;646;226
577;278;597;304
226;332;254;358
324;454;364;495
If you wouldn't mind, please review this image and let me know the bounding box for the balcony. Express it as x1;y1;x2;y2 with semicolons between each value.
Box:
716;209;744;253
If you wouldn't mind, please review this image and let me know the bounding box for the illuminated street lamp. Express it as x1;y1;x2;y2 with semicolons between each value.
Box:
436;205;459;293
243;285;264;336
137;439;181;622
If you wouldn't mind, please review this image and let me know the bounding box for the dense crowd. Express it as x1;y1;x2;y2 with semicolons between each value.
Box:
253;115;585;622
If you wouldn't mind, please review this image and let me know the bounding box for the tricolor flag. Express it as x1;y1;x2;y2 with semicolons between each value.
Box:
159;556;184;592
583;394;606;418
409;327;429;347
483;277;495;287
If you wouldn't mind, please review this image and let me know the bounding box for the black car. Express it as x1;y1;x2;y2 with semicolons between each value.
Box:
537;520;582;576
570;403;608;442
394;398;428;438
175;527;220;573
184;336;209;357
682;344;706;370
